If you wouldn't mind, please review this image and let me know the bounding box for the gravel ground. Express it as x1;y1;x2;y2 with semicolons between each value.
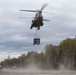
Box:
0;69;76;75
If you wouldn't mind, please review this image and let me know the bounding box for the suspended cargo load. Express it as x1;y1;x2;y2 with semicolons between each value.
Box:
33;38;40;45
33;28;40;45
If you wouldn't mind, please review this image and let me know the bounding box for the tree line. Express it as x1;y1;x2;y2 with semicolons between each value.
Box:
0;38;76;70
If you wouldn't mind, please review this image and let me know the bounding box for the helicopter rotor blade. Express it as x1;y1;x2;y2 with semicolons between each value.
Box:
43;19;50;21
20;10;37;12
43;11;54;14
18;17;34;19
41;3;48;11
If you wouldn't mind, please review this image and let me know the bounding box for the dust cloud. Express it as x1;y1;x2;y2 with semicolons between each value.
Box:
1;64;76;74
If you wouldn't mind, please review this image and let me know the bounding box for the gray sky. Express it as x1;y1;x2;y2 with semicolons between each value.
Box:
0;0;76;61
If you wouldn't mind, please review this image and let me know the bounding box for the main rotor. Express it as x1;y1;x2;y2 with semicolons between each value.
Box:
20;3;48;14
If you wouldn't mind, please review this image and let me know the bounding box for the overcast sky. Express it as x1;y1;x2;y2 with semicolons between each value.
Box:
0;0;76;61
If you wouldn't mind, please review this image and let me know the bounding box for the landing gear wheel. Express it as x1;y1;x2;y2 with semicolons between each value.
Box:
38;27;40;30
30;26;33;29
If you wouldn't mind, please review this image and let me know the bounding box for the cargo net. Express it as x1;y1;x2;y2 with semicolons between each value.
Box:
33;28;40;45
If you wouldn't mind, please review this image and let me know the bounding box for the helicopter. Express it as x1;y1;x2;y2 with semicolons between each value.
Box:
20;4;49;30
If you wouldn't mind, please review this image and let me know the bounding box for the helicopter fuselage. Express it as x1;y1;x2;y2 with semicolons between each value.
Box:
30;12;43;30
20;4;48;30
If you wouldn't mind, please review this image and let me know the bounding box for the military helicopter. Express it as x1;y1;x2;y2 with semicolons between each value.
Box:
20;4;49;30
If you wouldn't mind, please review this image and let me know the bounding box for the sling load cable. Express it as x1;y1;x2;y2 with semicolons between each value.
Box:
33;28;40;45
